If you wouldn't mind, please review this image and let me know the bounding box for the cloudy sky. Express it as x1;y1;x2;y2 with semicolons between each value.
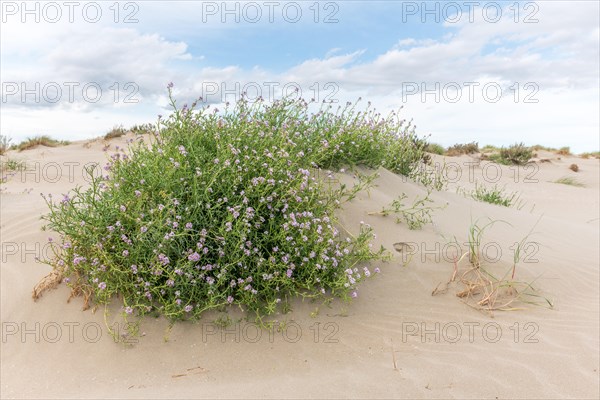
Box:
1;1;599;152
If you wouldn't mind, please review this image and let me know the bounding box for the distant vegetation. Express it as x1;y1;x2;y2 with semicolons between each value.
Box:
424;143;445;155
446;142;479;156
104;123;156;140
15;136;70;151
488;143;533;165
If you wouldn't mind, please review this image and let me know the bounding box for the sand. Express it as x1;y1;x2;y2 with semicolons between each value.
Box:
1;136;598;399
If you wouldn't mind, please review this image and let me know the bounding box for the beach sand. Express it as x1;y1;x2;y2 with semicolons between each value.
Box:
1;136;598;399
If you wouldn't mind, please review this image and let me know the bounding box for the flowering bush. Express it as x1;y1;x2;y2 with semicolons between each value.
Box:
41;88;428;324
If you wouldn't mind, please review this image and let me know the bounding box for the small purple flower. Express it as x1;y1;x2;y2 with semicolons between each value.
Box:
158;253;170;265
125;306;133;315
188;252;200;262
184;305;193;312
98;282;107;290
227;296;234;304
122;250;129;257
374;267;381;274
141;226;148;233
120;205;126;212
185;222;193;230
134;190;141;197
286;269;293;278
351;291;358;298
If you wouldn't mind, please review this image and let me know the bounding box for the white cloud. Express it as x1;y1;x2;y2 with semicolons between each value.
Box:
1;1;598;151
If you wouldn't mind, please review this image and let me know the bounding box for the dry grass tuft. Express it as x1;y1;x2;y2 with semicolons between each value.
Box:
32;269;64;300
16;136;69;151
432;219;552;315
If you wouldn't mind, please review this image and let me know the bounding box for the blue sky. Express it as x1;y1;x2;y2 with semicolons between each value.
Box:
1;1;599;151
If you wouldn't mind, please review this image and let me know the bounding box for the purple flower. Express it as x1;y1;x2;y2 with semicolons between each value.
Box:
184;305;193;312
140;226;148;233
98;282;107;290
351;291;358;298
374;267;381;274
188;252;200;262
120;205;126;212
286;269;293;278
227;296;234;304
134;190;141;197
122;250;129;257
158;253;170;265
185;222;193;230
125;306;133;315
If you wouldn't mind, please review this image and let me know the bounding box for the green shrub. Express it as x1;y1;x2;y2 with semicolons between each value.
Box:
425;143;445;155
40;89;435;328
489;142;532;165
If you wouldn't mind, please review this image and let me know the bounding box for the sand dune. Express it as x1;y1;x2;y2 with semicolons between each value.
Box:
1;136;598;399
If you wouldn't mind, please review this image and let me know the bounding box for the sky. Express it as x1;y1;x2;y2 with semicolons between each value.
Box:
1;0;599;152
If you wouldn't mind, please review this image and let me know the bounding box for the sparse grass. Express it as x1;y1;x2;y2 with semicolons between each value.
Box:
460;183;522;208
16;136;69;151
489;142;533;165
432;218;552;314
0;135;12;155
368;190;442;230
446;142;479;156
531;144;557;152
553;177;585;187
0;158;26;172
425;143;445;155
104;125;127;140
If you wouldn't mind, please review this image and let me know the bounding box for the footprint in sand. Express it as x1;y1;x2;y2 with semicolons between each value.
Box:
393;242;414;253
